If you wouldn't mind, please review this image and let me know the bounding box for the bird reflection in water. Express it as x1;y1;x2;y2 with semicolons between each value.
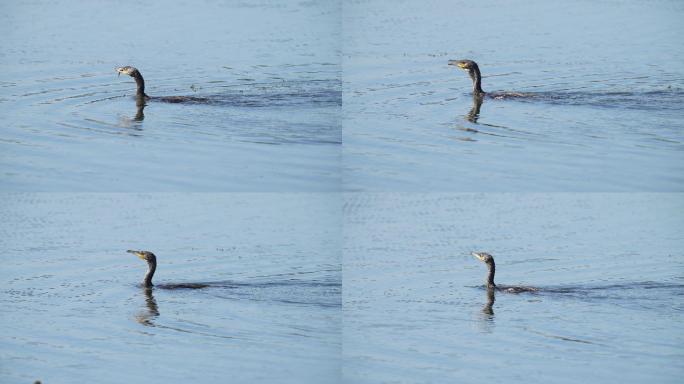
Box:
466;94;484;123
116;104;145;130
135;287;159;327
128;96;146;123
476;287;496;333
133;102;145;122
482;286;495;317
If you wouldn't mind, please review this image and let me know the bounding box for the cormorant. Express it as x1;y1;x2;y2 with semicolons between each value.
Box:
472;252;538;293
127;250;210;289
116;66;208;104
448;60;528;99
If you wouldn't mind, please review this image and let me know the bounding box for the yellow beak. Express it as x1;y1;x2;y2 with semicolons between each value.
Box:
126;250;145;259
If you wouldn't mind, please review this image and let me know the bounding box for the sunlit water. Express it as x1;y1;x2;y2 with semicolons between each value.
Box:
2;0;684;383
343;193;684;383
0;194;341;383
0;0;341;191
342;0;684;191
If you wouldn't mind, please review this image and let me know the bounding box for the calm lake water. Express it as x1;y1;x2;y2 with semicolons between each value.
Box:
0;194;341;383
0;0;341;191
343;193;684;383
342;0;684;191
2;0;683;383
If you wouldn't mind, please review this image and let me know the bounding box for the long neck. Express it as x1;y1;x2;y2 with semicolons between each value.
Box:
483;286;495;315
132;70;147;97
143;260;156;287
486;260;496;288
470;67;484;95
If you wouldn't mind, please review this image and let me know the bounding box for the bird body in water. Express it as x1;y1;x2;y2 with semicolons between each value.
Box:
448;59;530;99
472;252;538;293
127;250;210;289
116;66;208;105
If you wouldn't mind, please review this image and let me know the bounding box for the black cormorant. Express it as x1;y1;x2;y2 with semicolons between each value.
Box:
472;252;538;293
448;60;528;99
127;250;210;289
116;66;208;104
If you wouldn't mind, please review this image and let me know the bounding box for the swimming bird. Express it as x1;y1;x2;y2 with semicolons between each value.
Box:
127;250;210;289
116;66;208;105
448;60;528;99
472;252;538;293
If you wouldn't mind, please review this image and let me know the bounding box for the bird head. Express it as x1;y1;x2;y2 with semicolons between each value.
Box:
472;251;494;264
127;250;156;264
448;59;479;72
116;66;138;78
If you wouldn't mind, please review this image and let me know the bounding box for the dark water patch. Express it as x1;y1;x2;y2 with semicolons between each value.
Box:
138;277;342;308
470;281;684;297
487;88;684;111
523;327;598;345
116;78;342;108
126;278;341;309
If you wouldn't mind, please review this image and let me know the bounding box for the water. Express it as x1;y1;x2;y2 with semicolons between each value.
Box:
0;0;341;191
0;194;341;383
343;193;684;383
342;0;684;191
2;0;684;383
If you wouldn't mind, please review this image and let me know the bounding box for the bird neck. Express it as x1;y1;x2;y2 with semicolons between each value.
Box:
470;67;484;95
132;70;147;98
483;286;496;315
486;261;496;288
143;260;156;287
